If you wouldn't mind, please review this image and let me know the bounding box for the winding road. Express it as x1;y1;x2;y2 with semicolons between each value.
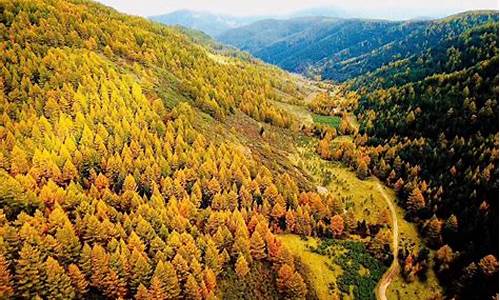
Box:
294;89;400;300
375;183;400;300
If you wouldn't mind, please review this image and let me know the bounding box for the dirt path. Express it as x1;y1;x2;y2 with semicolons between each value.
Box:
375;183;400;300
284;85;401;299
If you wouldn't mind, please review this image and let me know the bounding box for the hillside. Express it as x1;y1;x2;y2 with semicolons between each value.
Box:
355;56;499;299
0;0;497;299
0;0;420;299
218;12;499;81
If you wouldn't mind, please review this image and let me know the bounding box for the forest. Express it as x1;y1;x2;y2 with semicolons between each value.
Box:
0;0;498;299
218;12;499;82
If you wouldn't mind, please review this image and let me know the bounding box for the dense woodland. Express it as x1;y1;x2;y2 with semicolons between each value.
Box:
312;12;499;300
0;0;498;299
219;12;499;83
0;0;397;299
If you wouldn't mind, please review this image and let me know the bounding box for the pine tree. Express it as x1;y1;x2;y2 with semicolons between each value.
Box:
250;231;266;260
0;255;14;299
330;215;344;237
154;260;181;299
10;146;29;175
204;240;221;275
67;264;88;297
79;243;92;277
426;216;443;246
55;221;81;265
203;267;217;293
235;254;250;278
103;270;127;299
44;256;76;300
16;243;45;299
130;249;152;294
62;159;78;183
90;244;109;289
444;214;458;233
149;276;167;300
286;272;307;300
277;264;306;300
135;283;150;300
435;245;454;272
185;274;202;300
277;264;294;291
356;159;369;179
172;253;189;284
478;255;498;277
407;187;425;215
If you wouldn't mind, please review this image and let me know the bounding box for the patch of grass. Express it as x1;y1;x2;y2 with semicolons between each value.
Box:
278;234;347;300
387;271;442;300
272;100;314;127
313;239;386;300
313;114;342;128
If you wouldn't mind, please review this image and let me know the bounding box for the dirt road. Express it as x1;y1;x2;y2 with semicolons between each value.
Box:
375;183;400;300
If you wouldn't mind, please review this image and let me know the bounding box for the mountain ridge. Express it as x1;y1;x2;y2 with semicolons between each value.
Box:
217;10;498;80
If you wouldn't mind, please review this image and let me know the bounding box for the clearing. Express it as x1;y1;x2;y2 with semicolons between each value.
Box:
277;234;346;299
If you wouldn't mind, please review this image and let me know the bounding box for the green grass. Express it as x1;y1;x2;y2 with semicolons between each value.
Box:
278;234;348;300
313;114;341;128
314;239;386;300
387;270;442;300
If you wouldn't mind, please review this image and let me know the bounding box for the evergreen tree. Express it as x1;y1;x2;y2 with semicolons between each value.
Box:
407;187;425;215
130;249;152;294
15;243;45;299
67;264;88;297
153;260;181;299
55;222;81;265
44;257;76;300
250;231;266;260
0;255;14;299
149;276;167;300
184;274;202;300
330;215;344;237
235;254;250;278
135;283;150;300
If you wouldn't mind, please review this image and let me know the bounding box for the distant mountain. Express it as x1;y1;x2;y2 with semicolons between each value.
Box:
216;17;342;53
149;6;349;37
287;6;346;18
218;11;499;81
150;10;264;36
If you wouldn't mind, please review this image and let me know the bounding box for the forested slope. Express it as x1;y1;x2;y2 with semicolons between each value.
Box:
0;0;354;299
218;12;498;82
355;54;499;300
311;12;499;300
0;0;497;299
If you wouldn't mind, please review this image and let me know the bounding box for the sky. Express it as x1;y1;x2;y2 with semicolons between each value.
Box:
96;0;499;19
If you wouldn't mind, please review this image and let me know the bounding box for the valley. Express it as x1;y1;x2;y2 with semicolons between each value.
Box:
0;1;497;300
265;81;443;300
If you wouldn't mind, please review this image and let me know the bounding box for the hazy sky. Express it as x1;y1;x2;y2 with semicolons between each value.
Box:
96;0;498;19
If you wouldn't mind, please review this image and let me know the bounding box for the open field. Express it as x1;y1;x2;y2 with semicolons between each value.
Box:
313;114;342;129
277;234;348;300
